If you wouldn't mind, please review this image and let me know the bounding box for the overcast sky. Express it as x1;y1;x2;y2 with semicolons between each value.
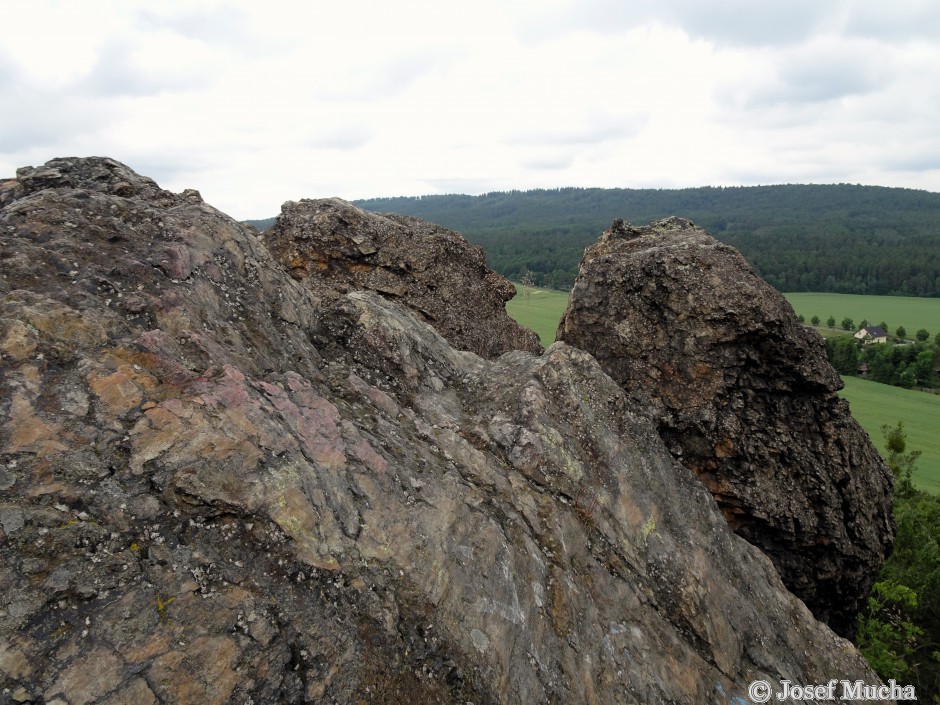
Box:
2;0;940;219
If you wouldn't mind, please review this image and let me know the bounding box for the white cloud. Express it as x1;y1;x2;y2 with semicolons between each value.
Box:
0;0;938;219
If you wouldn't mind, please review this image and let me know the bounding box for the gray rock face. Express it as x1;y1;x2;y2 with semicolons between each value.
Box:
557;217;895;637
0;160;886;703
264;198;543;359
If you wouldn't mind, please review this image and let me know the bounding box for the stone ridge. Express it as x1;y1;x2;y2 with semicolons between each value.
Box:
557;216;895;637
0;158;885;703
263;197;543;359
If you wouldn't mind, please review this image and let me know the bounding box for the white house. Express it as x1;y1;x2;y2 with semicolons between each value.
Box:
853;325;888;344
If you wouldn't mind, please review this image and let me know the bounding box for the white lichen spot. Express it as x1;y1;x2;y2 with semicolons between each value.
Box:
470;628;490;653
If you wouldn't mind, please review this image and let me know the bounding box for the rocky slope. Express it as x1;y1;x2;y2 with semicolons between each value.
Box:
557;217;895;638
0;159;888;703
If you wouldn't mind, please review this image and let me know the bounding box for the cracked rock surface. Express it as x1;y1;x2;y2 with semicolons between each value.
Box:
1;159;885;703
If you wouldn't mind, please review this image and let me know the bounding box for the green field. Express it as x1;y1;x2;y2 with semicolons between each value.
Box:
838;377;940;493
505;286;570;347
507;287;940;492
784;292;940;337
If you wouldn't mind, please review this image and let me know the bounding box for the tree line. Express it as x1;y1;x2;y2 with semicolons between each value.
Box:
352;184;940;296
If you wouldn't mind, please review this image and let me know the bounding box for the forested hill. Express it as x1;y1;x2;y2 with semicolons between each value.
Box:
350;185;940;295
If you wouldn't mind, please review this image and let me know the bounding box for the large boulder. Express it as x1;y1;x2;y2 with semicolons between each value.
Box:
557;216;895;637
264;198;543;359
0;160;885;703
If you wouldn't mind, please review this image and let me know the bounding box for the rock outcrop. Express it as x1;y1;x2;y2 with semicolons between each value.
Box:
0;159;887;703
557;217;895;637
264;198;543;359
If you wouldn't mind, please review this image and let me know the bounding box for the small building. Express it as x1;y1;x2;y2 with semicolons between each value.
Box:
854;325;888;344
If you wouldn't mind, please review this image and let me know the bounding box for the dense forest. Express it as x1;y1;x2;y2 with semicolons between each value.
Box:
343;185;940;296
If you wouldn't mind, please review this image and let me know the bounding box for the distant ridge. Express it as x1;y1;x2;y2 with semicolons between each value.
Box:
351;184;940;296
244;216;276;231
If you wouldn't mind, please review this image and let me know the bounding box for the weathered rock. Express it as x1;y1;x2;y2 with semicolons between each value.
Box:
557;217;895;637
264;197;543;359
0;160;888;703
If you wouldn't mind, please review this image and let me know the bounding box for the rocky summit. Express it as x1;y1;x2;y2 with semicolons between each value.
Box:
557;217;895;638
263;198;542;360
1;158;889;704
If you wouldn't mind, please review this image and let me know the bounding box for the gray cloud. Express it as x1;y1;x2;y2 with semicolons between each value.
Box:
528;0;940;48
136;6;255;46
843;3;940;42
755;51;887;107
527;0;830;46
715;38;895;116
0;54;103;154
80;39;213;98
656;0;829;46
3;0;939;207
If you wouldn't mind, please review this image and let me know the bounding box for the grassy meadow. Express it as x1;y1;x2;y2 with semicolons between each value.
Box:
505;286;570;347
784;292;940;337
838;377;940;493
507;286;940;492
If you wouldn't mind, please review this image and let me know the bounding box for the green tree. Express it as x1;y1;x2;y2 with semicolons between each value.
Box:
899;367;917;389
797;314;805;323
856;581;922;682
860;319;869;328
866;345;897;385
913;350;934;386
827;315;836;327
882;421;920;497
897;325;908;339
842;317;855;330
811;315;820;326
916;328;930;342
826;336;860;375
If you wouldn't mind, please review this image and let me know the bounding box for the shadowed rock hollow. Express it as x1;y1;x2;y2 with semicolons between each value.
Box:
0;159;888;703
557;217;895;638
